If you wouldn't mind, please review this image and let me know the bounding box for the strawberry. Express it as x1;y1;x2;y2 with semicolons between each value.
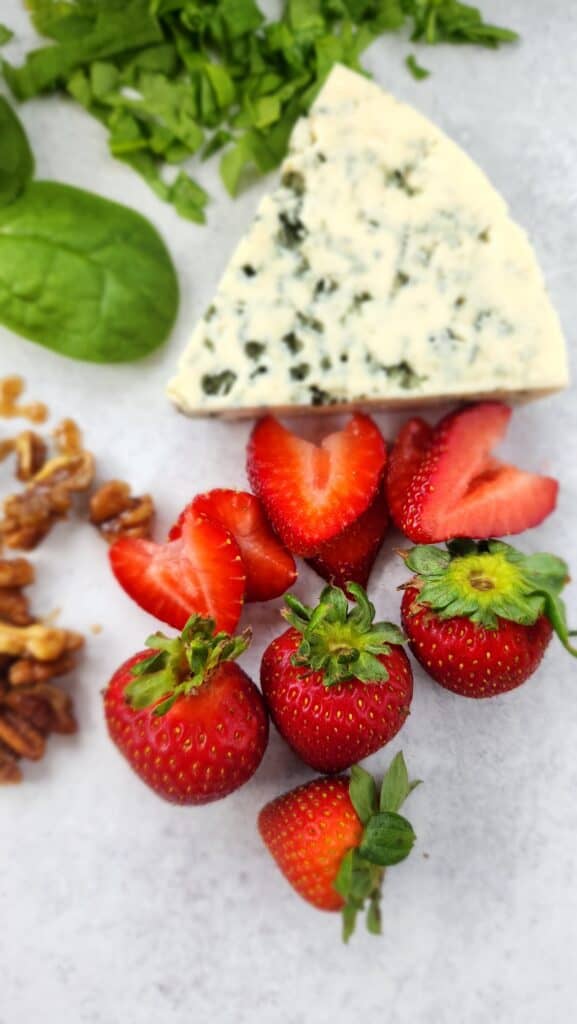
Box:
387;404;558;543
110;507;245;632
260;584;413;773
104;615;269;804
247;414;387;556
386;417;432;531
400;539;577;697
169;489;297;602
258;753;420;940
306;483;389;590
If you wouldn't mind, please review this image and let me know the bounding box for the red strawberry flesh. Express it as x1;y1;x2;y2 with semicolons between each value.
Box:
307;482;389;589
170;489;297;602
247;414;387;556
110;510;245;632
397;403;558;542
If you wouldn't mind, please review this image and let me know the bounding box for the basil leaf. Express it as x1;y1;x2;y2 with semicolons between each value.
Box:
0;181;178;362
0;97;35;207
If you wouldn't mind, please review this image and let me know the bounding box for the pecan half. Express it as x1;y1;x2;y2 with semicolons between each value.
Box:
0;448;95;550
90;480;155;542
0;622;84;661
0;589;32;627
0;706;45;760
0;558;34;588
8;652;77;686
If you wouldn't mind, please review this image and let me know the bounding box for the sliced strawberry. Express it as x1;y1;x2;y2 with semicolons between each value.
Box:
169;489;297;603
307;483;389;589
110;509;245;632
393;403;558;542
386;417;432;531
247;414;387;556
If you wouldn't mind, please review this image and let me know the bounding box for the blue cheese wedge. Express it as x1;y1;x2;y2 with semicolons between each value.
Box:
168;66;568;417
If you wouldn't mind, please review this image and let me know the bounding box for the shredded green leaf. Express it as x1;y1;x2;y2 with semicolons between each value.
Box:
4;0;518;221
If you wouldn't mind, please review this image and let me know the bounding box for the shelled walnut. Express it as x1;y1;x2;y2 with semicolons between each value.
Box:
0;420;94;550
0;557;81;784
90;480;155;542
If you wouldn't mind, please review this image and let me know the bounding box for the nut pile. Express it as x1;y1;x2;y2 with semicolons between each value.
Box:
0;556;82;783
1;376;156;783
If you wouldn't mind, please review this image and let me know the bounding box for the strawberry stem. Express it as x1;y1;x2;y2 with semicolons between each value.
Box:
125;615;251;716
283;584;406;686
334;753;420;942
401;539;577;655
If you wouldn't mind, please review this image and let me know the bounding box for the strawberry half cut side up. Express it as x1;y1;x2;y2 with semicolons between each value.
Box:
110;508;245;632
400;539;577;697
169;489;297;602
306;483;389;590
258;753;420;941
247;414;387;556
389;404;558;543
104;615;269;804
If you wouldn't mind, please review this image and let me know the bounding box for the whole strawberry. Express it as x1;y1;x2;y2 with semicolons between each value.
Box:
104;616;269;804
400;539;576;698
259;752;420;940
261;584;413;773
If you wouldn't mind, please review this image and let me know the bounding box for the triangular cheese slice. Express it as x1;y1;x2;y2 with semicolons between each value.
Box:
168;65;568;417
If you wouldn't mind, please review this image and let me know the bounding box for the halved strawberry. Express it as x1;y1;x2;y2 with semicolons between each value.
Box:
110;509;245;632
307;484;389;589
389;403;558;543
247;414;387;556
169;489;297;603
386;417;432;531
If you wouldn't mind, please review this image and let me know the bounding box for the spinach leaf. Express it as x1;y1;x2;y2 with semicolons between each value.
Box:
0;181;178;362
6;0;518;221
0;96;35;207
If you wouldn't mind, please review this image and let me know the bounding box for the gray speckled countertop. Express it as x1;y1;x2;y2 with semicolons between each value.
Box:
1;3;576;1023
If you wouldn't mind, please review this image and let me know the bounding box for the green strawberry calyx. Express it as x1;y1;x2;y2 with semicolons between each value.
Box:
125;614;251;716
400;539;577;655
334;752;421;943
283;583;406;687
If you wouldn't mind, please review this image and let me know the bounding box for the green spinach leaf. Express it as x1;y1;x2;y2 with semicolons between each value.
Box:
0;96;35;207
0;181;178;362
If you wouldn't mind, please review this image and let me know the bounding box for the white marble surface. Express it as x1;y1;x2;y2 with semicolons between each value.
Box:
1;2;577;1022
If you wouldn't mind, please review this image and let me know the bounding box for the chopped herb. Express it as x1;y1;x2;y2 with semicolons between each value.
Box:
250;365;268;378
201;370;237;396
5;0;517;222
245;341;266;359
406;54;430;80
